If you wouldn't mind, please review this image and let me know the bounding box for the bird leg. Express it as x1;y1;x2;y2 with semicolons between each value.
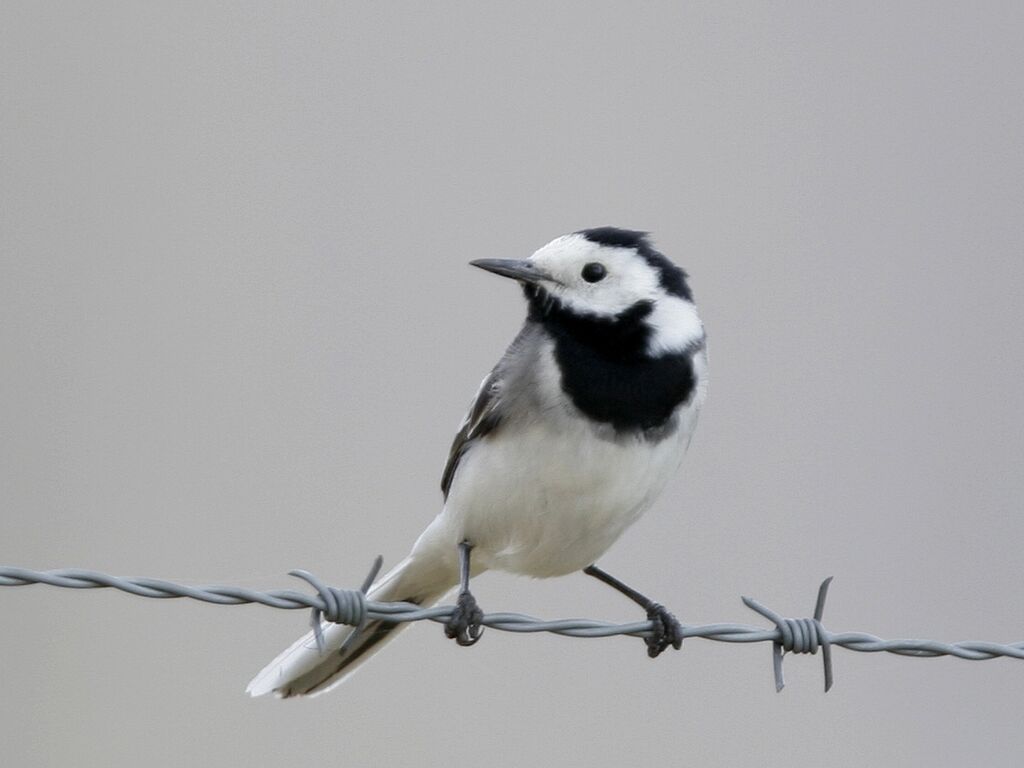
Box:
444;540;484;646
584;564;683;658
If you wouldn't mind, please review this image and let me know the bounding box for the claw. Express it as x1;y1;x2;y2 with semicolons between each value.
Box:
445;591;485;646
645;602;684;658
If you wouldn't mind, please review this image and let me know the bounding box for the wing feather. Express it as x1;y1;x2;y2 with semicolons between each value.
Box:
440;324;544;500
440;367;503;499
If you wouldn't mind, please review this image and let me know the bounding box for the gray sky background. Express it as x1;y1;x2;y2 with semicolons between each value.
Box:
2;3;1023;766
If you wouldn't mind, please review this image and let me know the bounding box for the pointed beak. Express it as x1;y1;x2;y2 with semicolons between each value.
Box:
469;258;551;285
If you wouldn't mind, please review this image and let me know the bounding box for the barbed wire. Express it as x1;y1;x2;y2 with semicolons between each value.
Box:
3;561;1023;692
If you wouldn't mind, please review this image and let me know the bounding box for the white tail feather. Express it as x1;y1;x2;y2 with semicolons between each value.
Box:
246;555;453;698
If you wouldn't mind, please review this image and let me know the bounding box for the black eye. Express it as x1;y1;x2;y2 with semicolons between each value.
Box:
581;262;606;283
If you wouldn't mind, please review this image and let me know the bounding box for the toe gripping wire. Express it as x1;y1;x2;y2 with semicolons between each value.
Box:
288;556;383;655
742;577;834;692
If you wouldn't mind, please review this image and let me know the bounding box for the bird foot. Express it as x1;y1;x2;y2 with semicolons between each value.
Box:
445;591;484;646
645;602;684;658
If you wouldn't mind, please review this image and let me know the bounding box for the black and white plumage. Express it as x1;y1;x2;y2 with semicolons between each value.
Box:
247;228;708;697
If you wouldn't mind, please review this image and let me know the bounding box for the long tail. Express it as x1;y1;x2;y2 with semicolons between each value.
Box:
246;555;453;698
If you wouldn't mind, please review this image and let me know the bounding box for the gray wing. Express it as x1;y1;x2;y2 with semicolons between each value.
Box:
440;366;504;500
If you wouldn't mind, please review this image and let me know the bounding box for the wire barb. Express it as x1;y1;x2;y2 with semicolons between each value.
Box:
288;556;382;654
3;566;1024;691
742;577;834;692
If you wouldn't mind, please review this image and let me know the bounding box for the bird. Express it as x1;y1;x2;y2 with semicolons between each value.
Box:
247;227;708;697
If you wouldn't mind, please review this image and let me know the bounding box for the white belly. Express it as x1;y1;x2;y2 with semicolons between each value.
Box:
410;342;707;581
434;409;694;578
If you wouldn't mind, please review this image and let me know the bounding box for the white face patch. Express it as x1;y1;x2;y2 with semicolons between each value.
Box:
527;233;704;355
529;234;661;316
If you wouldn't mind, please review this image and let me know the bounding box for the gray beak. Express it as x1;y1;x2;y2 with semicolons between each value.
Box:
470;258;550;284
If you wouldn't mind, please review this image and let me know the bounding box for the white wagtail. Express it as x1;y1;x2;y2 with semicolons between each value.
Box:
248;227;708;697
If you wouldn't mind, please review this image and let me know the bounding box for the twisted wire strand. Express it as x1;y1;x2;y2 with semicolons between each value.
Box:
3;564;1024;691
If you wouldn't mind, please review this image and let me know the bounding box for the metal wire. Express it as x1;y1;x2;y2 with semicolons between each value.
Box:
3;562;1023;692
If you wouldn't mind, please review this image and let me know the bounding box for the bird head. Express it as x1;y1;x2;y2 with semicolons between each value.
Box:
471;228;703;357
